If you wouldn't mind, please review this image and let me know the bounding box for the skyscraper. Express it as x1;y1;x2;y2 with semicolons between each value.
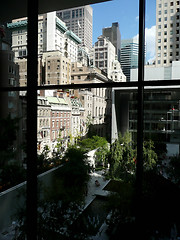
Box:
120;38;139;82
156;0;180;66
102;22;121;62
57;5;93;51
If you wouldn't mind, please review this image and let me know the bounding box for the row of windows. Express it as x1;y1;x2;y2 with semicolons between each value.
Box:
158;1;180;8
157;58;179;64
39;119;49;127
157;50;179;57
52;112;70;117
52;120;70;129
158;37;179;43
47;65;69;71
158;14;179;22
38;109;50;116
95;52;108;59
159;8;179;15
47;73;69;78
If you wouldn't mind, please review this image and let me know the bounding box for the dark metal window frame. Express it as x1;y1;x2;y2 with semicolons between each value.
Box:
1;0;180;238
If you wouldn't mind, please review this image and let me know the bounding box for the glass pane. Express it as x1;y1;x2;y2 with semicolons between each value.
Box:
36;87;111;238
0;91;27;238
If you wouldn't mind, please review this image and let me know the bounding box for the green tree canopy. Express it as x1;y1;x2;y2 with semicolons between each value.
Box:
0;115;19;166
79;136;108;151
109;131;158;181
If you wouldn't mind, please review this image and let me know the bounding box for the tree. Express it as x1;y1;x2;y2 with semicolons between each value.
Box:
109;131;157;181
94;143;109;167
14;146;91;239
0;164;26;191
166;155;180;185
52;130;64;164
109;132;135;181
0;115;19;166
79;136;108;151
61;146;90;186
143;140;157;171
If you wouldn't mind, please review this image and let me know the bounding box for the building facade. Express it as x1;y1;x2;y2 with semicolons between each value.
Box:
91;35;116;79
70;62;108;137
56;5;93;51
7;11;81;61
120;38;139;82
46;96;71;151
37;96;51;154
102;22;121;62
42;51;71;85
156;0;180;66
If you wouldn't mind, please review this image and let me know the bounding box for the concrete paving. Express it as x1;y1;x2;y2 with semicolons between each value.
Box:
84;171;110;209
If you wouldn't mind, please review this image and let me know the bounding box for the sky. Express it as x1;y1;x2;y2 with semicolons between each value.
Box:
91;0;156;63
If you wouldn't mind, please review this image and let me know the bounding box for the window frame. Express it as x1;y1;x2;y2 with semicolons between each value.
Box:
2;0;180;238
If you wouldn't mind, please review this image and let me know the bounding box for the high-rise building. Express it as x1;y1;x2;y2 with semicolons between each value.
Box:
102;22;121;62
7;12;81;62
156;0;180;66
120;38;139;82
56;5;93;51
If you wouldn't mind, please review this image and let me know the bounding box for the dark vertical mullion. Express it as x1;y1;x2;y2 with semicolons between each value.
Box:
27;0;38;239
135;0;145;227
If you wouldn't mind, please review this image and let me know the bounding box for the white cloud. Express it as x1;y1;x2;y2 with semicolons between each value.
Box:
145;25;156;62
133;25;156;63
136;16;139;21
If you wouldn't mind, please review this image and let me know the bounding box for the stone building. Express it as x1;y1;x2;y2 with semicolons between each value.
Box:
42;51;71;85
91;35;116;79
70;62;109;137
46;96;71;151
7;11;81;61
37;96;51;154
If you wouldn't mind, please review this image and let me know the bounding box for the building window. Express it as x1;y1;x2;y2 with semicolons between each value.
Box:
99;40;104;46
